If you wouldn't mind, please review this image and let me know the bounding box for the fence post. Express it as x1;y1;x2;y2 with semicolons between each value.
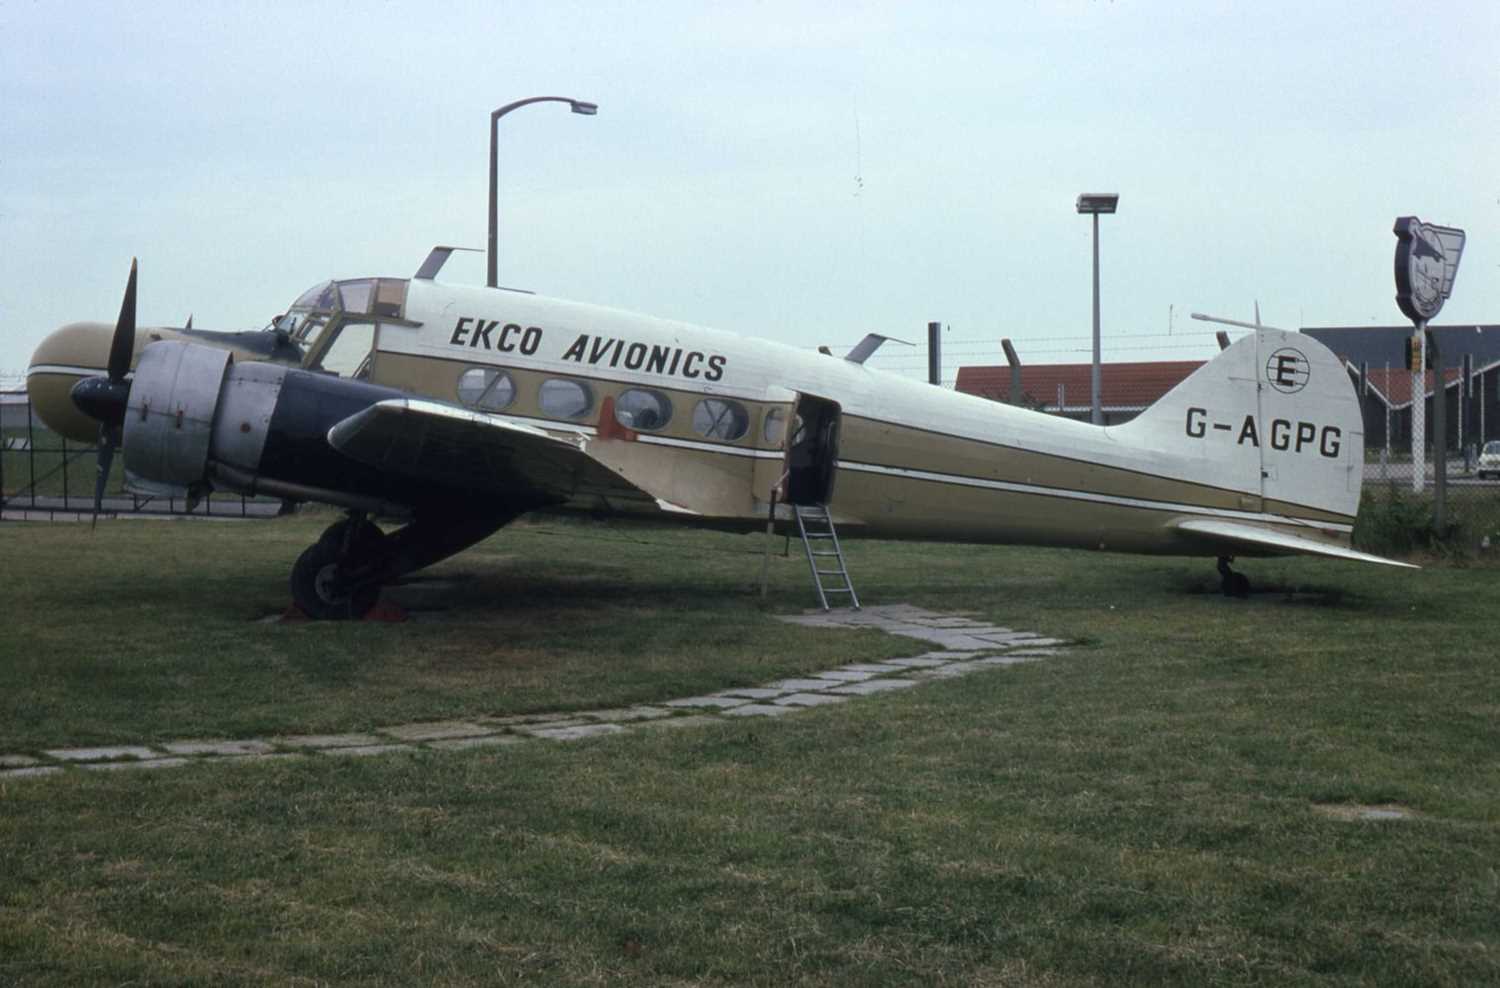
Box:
1430;333;1445;530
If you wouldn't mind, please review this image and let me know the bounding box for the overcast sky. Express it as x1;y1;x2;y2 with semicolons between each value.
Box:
2;0;1496;385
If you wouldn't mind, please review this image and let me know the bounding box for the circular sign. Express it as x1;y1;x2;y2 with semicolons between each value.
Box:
1265;347;1310;394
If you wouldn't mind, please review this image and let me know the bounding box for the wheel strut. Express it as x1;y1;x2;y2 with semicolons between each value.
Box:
1217;555;1250;598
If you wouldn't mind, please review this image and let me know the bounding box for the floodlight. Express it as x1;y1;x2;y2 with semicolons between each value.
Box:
1076;193;1119;215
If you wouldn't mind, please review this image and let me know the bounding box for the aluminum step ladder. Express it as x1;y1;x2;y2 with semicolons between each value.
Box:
793;503;860;611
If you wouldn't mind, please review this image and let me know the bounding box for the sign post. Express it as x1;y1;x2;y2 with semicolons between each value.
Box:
1393;217;1465;497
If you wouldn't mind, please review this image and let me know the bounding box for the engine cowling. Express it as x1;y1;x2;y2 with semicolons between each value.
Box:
120;339;416;514
122;340;288;490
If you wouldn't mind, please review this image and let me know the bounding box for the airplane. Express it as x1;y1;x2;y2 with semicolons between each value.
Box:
30;249;1413;618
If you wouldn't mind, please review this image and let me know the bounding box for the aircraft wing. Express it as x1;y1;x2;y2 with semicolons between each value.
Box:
327;398;680;511
1172;517;1418;569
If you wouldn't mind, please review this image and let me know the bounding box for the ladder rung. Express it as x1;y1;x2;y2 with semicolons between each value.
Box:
823;587;854;594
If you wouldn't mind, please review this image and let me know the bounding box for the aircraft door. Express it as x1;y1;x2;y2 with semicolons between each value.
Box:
784;395;841;506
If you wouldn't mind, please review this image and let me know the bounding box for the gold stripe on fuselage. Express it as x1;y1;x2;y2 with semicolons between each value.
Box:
365;344;1353;555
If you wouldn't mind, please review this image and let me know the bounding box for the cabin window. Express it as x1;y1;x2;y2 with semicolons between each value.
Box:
539;378;594;419
763;407;786;446
457;367;516;411
615;388;672;431
314;322;376;379
692;398;749;441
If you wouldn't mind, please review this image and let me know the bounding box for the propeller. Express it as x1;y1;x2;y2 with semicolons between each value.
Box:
69;259;138;526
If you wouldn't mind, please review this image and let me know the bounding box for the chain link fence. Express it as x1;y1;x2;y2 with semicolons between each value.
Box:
2;389;281;520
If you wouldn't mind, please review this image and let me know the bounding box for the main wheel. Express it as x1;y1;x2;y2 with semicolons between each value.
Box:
290;537;381;620
1221;570;1251;599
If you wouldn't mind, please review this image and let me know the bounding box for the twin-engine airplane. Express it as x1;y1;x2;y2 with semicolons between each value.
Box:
29;250;1411;618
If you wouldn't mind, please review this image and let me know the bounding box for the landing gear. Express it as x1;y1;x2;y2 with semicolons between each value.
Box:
286;506;522;620
1217;556;1250;598
289;514;387;620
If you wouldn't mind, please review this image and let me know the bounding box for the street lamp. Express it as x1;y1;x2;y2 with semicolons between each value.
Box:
1076;193;1119;425
488;96;599;289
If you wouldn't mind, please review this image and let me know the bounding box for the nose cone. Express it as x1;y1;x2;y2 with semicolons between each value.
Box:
27;322;117;441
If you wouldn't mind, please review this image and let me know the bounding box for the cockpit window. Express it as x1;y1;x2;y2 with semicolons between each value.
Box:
313;323;376;379
270;277;412;380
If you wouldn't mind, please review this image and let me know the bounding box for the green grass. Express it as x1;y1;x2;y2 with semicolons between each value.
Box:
2;515;1498;985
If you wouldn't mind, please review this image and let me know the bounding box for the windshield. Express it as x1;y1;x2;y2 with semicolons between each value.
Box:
271;278;410;357
1484;441;1500;455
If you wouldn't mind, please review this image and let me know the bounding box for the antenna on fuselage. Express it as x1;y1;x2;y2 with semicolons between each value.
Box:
844;333;915;365
414;245;483;281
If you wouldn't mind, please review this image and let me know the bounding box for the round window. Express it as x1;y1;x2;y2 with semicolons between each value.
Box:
539;378;594;419
693;399;749;441
763;407;787;445
456;367;516;411
615;388;672;431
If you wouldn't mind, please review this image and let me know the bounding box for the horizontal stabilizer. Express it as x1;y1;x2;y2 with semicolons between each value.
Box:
1173;517;1417;569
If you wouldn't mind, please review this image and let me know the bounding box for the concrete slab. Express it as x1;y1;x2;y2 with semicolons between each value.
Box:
864;622;948;637
81;758;191;772
723;703;798;718
526;723;626;741
1;765;63;779
1003;648;1067;658
918;633;1009;650
713;688;787;700
0;754;41;768
826;678;921;696
161;740;275;757
1004;637;1068;648
630;715;722;731
577;706;672;723
428;735;525;751
476;713;585;727
319;744;415;757
975;655;1045;666
773;692;850;707
44;745;159;762
881;656;954;668
914;663;987;679
278;733;385;749
763;678;837;692
664;696;751;710
811;669;878;682
380;721;492;742
837;663;906;673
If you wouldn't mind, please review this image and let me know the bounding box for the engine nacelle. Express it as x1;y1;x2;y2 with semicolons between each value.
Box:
123;340;289;490
121;339;417;515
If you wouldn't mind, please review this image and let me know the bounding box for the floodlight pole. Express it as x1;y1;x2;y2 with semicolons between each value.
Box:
1090;212;1101;425
1076;193;1118;425
488;96;598;289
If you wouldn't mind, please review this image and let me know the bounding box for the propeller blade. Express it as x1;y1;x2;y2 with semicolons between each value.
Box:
107;258;138;384
91;425;118;530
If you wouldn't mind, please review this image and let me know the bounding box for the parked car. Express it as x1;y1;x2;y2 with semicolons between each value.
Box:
1479;440;1500;480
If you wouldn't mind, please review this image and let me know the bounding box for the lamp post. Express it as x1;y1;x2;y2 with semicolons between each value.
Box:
488;96;598;289
1076;193;1119;425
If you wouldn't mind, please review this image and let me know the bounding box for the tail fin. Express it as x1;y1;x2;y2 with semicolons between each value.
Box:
1118;329;1363;523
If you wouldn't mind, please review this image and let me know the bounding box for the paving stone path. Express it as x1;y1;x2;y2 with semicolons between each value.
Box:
0;605;1070;782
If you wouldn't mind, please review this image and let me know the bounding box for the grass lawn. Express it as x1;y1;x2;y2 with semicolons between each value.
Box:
1;514;1497;985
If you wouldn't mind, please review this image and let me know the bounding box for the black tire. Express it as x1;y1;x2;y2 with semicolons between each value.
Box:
290;538;381;620
1221;570;1251;599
